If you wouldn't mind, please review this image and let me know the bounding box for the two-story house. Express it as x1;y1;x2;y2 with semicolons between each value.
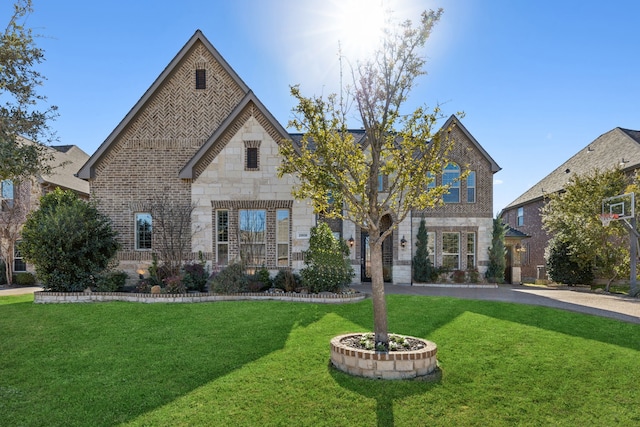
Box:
77;30;500;284
1;138;89;282
501;127;640;283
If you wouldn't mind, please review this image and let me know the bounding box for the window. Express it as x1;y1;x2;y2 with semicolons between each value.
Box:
135;213;152;250
517;207;524;226
195;69;206;89
246;147;258;169
216;210;229;266
442;232;460;270
467;232;476;268
467;171;476;203
443;164;460;203
14;242;26;272
427;171;435;190
427;231;436;266
239;209;266;266
276;209;290;267
378;174;385;192
1;179;14;210
244;140;261;170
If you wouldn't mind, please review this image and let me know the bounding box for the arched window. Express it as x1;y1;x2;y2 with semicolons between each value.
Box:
443;163;460;203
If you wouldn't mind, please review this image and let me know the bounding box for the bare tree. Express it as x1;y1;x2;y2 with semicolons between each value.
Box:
148;197;196;277
0;179;30;284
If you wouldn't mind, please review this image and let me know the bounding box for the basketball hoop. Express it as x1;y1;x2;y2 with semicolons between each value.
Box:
599;213;619;227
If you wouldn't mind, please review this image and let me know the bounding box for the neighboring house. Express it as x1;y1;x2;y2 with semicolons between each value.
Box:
0;138;89;278
77;30;500;284
501;127;640;283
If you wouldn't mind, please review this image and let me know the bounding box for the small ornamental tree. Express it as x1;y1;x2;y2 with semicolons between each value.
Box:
1;0;58;181
300;222;354;293
20;188;119;291
413;218;432;282
541;168;630;290
485;217;506;283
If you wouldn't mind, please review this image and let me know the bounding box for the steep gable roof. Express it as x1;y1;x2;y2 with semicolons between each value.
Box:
77;30;250;180
179;90;290;179
504;127;640;209
443;115;501;173
42;145;90;194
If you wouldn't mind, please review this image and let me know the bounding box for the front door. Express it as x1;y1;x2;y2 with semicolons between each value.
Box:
360;232;393;282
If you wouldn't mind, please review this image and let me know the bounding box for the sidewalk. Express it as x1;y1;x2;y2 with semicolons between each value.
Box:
0;286;43;296
351;283;640;324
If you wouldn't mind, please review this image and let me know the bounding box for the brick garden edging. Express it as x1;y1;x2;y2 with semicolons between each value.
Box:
33;290;366;304
330;333;439;380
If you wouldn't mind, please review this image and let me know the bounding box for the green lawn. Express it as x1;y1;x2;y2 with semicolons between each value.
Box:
1;293;638;426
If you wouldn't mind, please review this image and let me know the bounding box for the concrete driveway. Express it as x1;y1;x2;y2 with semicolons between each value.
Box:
351;283;640;324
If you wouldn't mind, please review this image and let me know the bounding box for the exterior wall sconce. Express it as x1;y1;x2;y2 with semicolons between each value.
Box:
400;236;407;248
515;244;526;253
348;236;355;247
136;269;145;279
620;158;630;167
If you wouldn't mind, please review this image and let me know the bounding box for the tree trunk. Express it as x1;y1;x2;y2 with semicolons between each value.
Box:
369;239;389;349
5;240;15;285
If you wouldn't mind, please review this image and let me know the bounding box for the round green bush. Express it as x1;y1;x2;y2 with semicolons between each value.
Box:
211;263;249;293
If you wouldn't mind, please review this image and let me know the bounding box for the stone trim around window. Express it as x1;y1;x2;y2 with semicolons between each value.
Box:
211;200;293;268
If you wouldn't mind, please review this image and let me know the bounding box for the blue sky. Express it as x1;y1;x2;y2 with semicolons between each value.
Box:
12;0;640;214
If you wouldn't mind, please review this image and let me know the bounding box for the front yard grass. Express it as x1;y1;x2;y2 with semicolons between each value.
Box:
1;293;638;426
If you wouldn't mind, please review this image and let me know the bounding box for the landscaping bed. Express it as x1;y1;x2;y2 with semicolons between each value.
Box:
33;288;366;304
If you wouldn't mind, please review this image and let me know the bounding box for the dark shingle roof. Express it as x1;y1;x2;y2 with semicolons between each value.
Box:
504;127;640;209
288;129;367;150
505;225;530;238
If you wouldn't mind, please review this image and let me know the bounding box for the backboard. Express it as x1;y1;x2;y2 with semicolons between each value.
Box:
602;192;635;221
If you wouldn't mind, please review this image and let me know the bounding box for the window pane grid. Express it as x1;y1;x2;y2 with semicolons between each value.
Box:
442;232;459;270
276;209;290;267
216;210;229;265
443;164;460;203
467;171;476;203
239;209;266;266
467;232;476;268
135;213;152;250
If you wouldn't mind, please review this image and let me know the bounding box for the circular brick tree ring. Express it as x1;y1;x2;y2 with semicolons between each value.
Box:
330;333;439;380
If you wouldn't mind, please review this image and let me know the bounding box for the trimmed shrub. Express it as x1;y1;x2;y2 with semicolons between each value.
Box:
486;218;507;283
413;218;436;282
300;223;354;293
15;272;36;286
182;262;209;292
211;263;249;293
20;189;119;292
135;279;152;293
547;239;594;286
163;275;186;294
467;268;480;283
94;271;128;292
272;270;301;292
452;270;465;283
